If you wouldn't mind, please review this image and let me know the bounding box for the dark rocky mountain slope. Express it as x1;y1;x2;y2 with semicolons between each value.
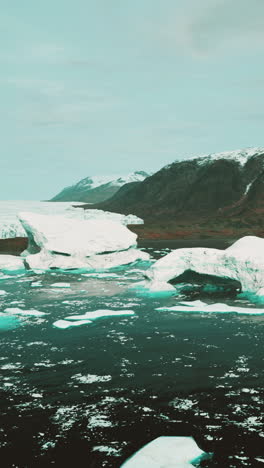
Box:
76;148;264;240
85;148;264;225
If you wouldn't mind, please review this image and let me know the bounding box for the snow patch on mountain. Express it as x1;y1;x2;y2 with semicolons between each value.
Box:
72;171;149;190
169;147;264;168
108;171;149;187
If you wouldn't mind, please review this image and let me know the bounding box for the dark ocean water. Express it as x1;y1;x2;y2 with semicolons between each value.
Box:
0;246;263;467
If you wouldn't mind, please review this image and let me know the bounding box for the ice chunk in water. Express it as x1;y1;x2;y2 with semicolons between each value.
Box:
53;319;92;329
51;282;71;288
4;307;46;317
65;310;135;321
156;300;264;315
120;436;210;467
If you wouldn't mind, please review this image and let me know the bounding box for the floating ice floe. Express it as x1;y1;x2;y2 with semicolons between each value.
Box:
4;307;46;317
156;300;264;315
121;436;211;467
65;309;135;320
53;319;92;329
0;290;8;296
18;212;149;272
71;374;112;384
53;309;135;329
145;236;264;296
50;282;71;288
31;281;43;288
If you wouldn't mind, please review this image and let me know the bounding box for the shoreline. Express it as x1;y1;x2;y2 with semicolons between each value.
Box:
0;236;235;256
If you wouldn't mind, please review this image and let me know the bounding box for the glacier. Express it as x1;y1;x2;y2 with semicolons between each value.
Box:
144;236;264;296
0;201;143;239
16;212;149;272
120;436;211;467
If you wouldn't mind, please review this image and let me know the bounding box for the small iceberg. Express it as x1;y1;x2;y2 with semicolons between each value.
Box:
120;436;211;467
156;300;264;315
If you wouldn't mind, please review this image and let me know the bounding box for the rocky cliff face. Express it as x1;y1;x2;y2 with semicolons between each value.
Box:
50;171;150;203
87;148;264;225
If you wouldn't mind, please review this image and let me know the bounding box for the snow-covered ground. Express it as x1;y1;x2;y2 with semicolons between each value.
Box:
0;201;143;239
166;146;264;169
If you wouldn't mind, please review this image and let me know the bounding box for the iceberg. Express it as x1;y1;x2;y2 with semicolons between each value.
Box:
145;236;264;295
17;212;149;272
0;255;25;273
120;436;211;467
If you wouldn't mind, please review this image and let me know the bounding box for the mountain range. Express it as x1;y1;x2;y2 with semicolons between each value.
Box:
50;171;149;203
82;147;264;239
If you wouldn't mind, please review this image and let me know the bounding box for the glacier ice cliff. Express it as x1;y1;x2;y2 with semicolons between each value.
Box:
145;236;264;296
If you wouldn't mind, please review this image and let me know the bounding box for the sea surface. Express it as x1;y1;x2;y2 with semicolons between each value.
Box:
0;245;264;467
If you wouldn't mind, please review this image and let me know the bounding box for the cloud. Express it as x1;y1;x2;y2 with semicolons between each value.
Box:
151;0;264;57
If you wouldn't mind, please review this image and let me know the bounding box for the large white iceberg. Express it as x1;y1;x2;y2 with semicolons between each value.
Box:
120;436;210;467
18;212;149;272
145;236;264;296
0;255;25;272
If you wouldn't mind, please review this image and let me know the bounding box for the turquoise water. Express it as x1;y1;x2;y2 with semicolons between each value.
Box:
0;248;263;467
0;314;20;331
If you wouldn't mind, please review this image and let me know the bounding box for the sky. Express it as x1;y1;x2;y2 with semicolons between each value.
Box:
1;0;264;199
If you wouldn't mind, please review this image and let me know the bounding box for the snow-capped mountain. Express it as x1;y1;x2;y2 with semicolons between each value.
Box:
89;147;264;224
50;171;149;203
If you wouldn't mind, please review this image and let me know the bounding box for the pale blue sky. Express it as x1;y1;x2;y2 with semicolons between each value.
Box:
1;0;264;199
